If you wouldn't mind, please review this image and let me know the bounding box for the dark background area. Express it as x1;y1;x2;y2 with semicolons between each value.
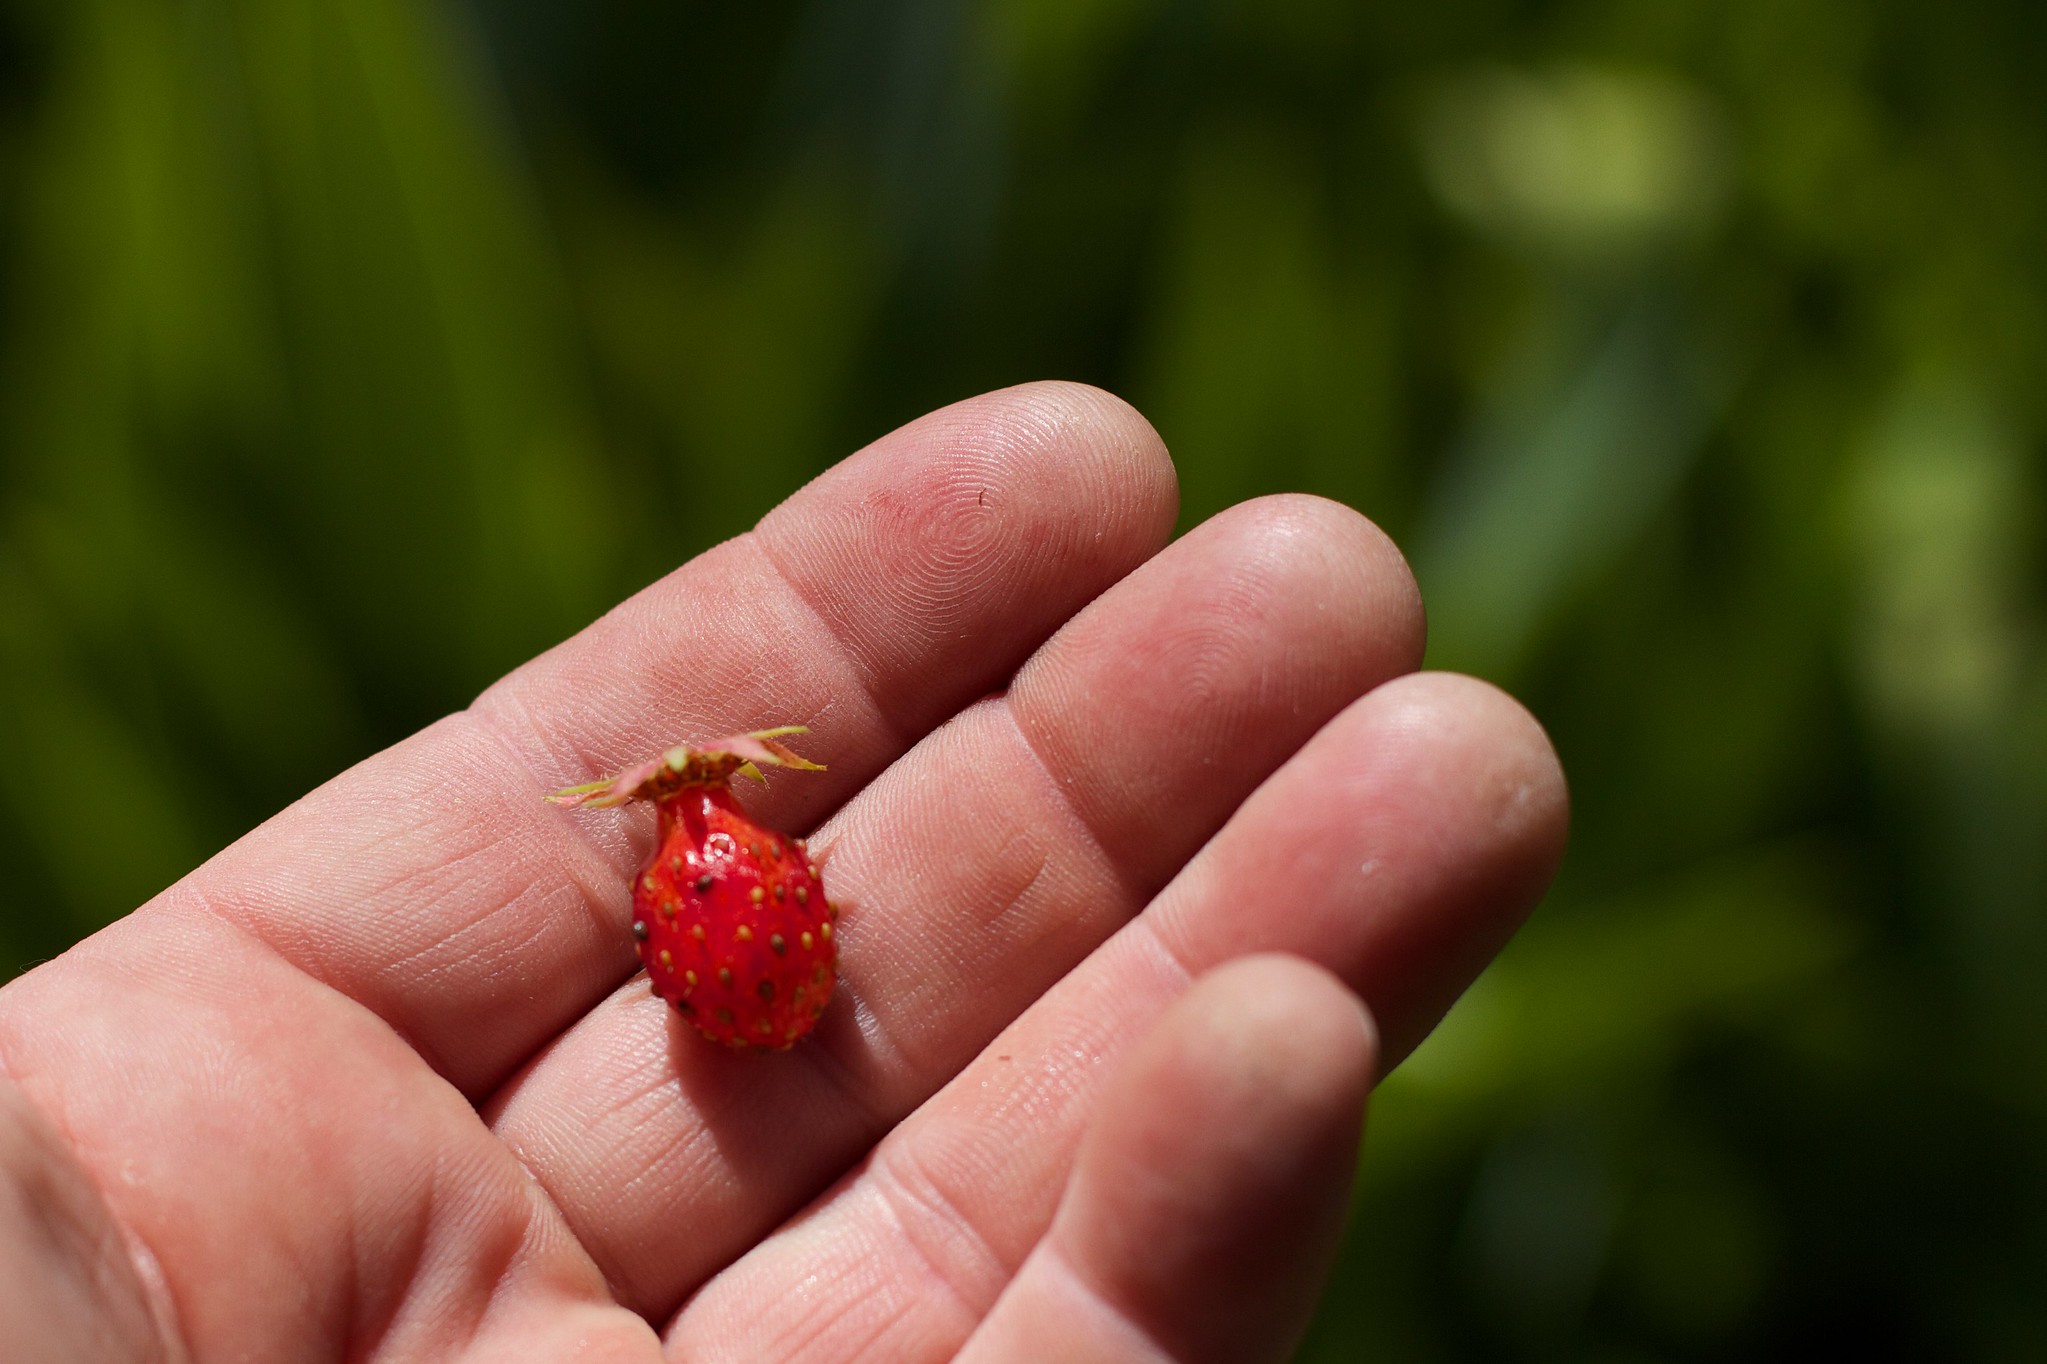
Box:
2;0;2044;1357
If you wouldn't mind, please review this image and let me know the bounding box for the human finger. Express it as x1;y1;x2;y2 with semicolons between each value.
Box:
953;954;1373;1364
0;1073;171;1364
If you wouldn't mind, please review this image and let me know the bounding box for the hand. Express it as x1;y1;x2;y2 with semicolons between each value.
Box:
0;384;1566;1363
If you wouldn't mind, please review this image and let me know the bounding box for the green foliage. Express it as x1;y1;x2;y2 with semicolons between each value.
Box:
3;0;2044;1355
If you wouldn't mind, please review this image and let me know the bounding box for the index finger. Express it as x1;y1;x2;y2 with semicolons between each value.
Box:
160;383;1179;1096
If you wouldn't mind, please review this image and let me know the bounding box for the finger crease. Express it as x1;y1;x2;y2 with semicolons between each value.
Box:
747;533;925;759
869;1146;1016;1323
1034;1236;1188;1364
999;704;1146;914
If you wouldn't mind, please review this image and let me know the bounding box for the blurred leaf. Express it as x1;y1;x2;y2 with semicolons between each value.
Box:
1418;64;1731;263
0;551;210;936
560;162;875;554
1135;120;1401;529
1416;290;1729;681
1845;374;2032;738
1390;844;1858;1110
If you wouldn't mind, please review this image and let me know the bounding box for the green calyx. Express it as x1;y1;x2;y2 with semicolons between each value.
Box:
546;726;825;809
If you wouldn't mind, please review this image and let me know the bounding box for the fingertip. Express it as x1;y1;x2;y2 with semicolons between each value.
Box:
1322;670;1569;1069
1195;494;1427;677
744;380;1185;735
847;380;1183;558
1164;954;1379;1122
1362;670;1571;902
1045;953;1373;1364
998;380;1182;533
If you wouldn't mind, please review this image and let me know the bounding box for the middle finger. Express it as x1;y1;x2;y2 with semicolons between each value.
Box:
484;495;1423;1316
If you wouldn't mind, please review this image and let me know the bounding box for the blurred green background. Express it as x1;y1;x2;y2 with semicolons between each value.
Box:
2;0;2044;1357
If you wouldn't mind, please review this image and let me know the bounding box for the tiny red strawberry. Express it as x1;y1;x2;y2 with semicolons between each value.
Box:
548;727;837;1050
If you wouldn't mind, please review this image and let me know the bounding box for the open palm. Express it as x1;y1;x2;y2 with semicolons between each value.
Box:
0;385;1566;1363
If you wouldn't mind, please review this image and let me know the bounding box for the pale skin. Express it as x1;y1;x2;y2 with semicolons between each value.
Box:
0;384;1568;1363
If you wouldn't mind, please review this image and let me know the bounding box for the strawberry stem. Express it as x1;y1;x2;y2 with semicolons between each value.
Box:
547;726;825;808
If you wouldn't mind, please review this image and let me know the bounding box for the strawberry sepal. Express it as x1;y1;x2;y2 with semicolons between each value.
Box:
546;726;825;807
